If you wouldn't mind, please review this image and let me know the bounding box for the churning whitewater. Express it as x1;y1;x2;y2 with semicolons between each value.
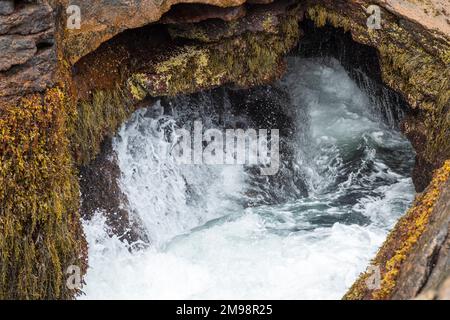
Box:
81;58;415;299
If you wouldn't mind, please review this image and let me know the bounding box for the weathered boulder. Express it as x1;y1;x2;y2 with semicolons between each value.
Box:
0;35;37;71
416;276;450;300
0;2;53;35
0;43;56;98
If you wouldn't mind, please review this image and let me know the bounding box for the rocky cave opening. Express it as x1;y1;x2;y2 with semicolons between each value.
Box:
76;5;425;299
2;0;448;301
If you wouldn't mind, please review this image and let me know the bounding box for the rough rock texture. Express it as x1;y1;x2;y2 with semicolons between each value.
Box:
0;1;57;104
0;1;15;15
375;0;450;35
57;0;450;65
392;177;450;299
58;0;250;64
159;3;247;24
168;0;300;42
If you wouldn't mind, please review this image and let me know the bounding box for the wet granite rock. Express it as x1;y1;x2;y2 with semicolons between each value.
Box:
79;138;150;246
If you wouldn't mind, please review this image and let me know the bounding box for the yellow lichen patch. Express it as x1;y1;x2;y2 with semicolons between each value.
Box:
127;74;148;101
261;14;277;33
150;46;225;96
344;160;450;300
0;88;86;299
148;14;300;97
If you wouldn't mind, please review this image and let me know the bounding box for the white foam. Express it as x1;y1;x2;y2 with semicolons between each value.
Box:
81;212;385;299
81;58;415;299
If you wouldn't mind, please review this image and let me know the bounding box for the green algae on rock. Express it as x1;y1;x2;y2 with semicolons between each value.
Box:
0;88;87;299
142;14;301;96
70;86;140;166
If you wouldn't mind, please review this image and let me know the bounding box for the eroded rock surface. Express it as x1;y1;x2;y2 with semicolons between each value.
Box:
375;0;450;35
167;0;300;42
56;0;450;65
0;1;56;104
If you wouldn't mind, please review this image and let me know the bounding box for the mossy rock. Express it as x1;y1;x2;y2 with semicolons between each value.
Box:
0;88;87;299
